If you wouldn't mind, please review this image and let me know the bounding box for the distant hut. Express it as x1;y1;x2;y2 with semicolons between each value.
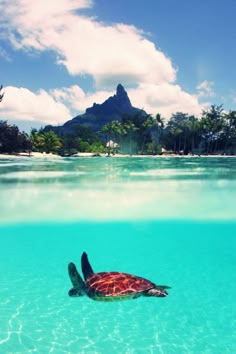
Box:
106;140;119;155
161;147;174;155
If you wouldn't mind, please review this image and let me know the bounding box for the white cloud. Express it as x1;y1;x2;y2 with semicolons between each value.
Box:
196;80;215;98
128;83;203;119
0;0;176;89
51;85;113;113
0;0;207;125
0;86;71;124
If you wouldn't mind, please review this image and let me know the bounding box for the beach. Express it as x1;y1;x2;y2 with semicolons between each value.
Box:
1;152;236;159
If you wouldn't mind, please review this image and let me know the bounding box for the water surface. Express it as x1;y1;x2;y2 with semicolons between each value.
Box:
0;156;235;353
0;156;235;223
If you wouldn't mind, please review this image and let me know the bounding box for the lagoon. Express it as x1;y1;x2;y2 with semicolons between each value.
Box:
0;156;235;353
1;156;236;223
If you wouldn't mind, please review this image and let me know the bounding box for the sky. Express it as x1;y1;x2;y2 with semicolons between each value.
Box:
0;0;235;132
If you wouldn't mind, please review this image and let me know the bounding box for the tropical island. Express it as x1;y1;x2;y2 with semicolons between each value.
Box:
0;84;235;157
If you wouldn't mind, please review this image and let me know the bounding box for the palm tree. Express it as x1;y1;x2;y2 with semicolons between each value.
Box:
141;115;156;154
222;110;236;154
110;120;126;154
123;121;138;155
201;105;224;154
165;112;190;154
187;115;200;154
101;123;114;155
155;113;164;145
170;126;182;153
31;130;62;153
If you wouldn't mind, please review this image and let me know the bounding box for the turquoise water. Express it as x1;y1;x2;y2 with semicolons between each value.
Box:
0;156;235;353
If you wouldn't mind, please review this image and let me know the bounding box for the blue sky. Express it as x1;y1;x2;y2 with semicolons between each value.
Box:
0;0;235;132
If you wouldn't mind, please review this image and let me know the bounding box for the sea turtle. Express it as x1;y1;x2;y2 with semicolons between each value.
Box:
68;252;170;301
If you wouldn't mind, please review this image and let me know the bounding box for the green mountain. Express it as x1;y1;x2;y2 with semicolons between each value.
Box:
44;84;145;134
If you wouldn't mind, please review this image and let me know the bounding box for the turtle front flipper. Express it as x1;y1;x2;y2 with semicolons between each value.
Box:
68;262;85;297
155;285;171;290
81;252;94;280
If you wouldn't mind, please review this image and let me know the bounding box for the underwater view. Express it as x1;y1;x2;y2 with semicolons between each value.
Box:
0;156;236;353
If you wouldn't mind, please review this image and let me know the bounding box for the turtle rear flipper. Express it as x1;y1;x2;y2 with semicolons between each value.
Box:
68;262;85;297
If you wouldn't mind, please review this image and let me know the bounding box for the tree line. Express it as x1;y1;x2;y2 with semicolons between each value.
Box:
0;84;235;156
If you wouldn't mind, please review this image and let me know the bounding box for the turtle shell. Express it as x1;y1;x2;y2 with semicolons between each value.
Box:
85;272;155;300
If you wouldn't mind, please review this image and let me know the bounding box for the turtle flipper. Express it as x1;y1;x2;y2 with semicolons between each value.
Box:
81;252;94;280
68;262;85;297
156;285;171;290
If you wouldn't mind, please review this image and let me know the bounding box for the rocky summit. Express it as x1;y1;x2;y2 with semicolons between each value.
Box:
86;84;134;117
45;84;143;134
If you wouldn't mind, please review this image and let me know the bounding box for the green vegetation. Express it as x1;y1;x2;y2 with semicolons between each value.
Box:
0;120;32;154
31;129;62;154
164;106;236;155
0;104;236;156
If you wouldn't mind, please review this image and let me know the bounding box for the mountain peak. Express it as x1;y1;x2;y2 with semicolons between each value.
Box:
85;83;133;116
116;84;130;107
116;83;126;95
54;84;145;134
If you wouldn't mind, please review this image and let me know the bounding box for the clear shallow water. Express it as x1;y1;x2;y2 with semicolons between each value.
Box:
0;156;236;222
0;156;235;353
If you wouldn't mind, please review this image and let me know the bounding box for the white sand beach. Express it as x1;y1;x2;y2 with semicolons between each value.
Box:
0;152;62;159
0;152;235;159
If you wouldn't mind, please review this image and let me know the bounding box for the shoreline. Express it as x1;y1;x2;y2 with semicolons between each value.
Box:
0;152;236;159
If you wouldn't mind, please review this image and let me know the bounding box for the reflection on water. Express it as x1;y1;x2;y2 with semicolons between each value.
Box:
0;156;235;223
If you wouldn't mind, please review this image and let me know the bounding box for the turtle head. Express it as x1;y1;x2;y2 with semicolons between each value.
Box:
68;262;86;297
